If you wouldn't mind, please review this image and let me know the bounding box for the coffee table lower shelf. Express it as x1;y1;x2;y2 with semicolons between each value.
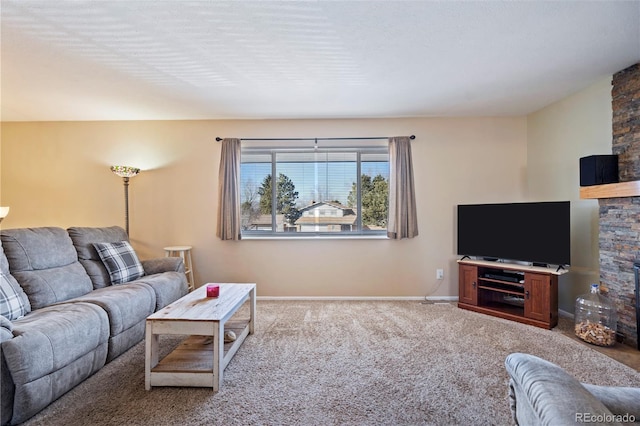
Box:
148;321;250;388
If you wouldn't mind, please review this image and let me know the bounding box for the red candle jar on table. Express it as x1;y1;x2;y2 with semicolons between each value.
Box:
206;284;219;298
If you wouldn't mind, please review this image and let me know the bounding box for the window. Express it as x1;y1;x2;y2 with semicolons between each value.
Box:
240;139;389;237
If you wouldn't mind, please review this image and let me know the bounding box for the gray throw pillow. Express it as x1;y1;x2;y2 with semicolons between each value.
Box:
93;241;145;285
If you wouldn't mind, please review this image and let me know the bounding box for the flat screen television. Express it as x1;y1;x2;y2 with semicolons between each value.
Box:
457;201;571;266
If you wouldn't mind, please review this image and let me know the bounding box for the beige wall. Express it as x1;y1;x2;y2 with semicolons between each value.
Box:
526;77;613;312
1;117;527;298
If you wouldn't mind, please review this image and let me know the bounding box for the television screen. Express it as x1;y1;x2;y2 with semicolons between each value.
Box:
457;201;571;266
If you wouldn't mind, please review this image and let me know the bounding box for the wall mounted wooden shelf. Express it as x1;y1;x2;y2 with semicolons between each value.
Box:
580;180;640;199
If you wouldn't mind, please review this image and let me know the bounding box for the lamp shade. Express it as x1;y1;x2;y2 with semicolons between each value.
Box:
110;166;140;178
0;207;9;220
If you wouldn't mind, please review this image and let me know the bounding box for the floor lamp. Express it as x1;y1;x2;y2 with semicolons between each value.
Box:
110;166;140;235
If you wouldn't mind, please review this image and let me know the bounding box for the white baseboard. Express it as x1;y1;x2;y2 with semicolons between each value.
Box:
257;296;459;302
559;308;574;319
424;296;458;303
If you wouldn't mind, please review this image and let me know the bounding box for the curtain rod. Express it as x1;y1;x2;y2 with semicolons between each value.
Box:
215;135;415;142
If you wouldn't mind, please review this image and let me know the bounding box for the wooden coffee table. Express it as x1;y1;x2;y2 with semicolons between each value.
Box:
145;283;256;391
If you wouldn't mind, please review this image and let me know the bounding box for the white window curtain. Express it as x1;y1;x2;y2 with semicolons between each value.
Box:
216;138;241;240
387;136;419;239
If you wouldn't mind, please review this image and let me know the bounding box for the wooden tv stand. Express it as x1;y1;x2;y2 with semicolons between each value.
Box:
457;259;567;329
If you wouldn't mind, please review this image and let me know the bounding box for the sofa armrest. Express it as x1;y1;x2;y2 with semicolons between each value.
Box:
582;384;640;419
141;258;185;275
505;353;614;426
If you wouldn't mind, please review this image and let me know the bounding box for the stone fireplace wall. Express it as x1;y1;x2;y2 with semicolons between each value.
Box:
600;63;639;348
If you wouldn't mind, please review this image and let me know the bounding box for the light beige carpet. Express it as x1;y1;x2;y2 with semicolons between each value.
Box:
21;301;640;425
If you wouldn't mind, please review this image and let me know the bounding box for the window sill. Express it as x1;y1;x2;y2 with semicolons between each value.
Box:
241;234;389;240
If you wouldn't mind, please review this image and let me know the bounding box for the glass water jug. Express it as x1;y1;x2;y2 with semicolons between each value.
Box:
574;284;617;347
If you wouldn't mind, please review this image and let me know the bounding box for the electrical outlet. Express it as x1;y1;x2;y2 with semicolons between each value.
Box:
436;269;444;280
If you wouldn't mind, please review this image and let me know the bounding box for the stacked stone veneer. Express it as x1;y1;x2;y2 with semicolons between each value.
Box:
600;63;640;348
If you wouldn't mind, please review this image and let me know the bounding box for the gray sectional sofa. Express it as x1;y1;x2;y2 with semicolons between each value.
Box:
0;226;188;425
505;353;640;425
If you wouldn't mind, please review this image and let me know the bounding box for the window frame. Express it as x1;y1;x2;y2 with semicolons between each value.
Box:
240;144;389;239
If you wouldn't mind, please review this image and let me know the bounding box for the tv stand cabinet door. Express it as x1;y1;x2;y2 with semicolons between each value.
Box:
459;264;478;306
523;273;554;325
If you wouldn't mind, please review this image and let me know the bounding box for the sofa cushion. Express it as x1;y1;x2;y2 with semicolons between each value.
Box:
68;282;156;361
93;241;145;285
1;228;93;309
137;271;188;310
2;302;109;425
71;283;155;335
6;302;109;385
67;226;131;289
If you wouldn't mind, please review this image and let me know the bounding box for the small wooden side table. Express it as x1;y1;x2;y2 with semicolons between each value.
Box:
164;245;195;292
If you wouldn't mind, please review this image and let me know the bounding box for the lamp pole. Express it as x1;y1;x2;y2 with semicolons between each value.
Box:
123;176;131;235
110;166;140;236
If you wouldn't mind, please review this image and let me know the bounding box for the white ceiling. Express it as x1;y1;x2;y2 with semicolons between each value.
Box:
1;1;639;122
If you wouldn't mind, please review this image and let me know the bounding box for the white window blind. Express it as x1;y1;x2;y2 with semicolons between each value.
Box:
240;139;389;237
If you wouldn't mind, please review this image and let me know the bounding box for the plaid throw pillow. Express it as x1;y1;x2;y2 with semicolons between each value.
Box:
93;241;145;285
1;271;28;320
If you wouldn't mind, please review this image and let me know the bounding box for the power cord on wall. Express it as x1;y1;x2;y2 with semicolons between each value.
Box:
420;275;447;305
